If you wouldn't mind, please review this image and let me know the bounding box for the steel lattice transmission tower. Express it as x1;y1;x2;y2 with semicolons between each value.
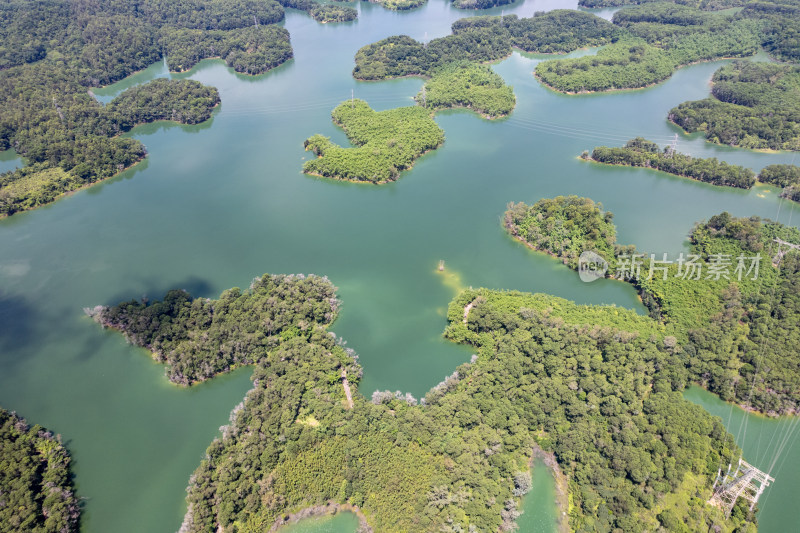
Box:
709;459;774;517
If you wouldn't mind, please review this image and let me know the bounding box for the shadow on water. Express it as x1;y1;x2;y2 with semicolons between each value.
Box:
99;275;216;308
0;291;36;368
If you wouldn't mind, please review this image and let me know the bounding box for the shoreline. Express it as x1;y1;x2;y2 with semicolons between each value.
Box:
666;117;797;154
0;104;220;219
534;54;753;96
0;157;146;220
269;502;373;532
530;443;570;533
578;154;754;190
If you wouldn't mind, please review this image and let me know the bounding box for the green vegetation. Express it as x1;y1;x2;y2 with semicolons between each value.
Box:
503;196;618;268
91;273;339;386
578;0;746;9
535;38;676;93
371;0;427;10
276;0;357;23
759;164;800;188
504;197;800;415
782;186;800;203
669;61;800;151
303;99;445;183
100;274;752;532
161;26;292;74
0;408;79;532
308;3;357;22
416;62;515;118
758;164;800;203
585;137;757;188
352;11;618;80
741;0;800;62
0;79;219;216
535;4;762;93
0;0;299;217
451;0;513;9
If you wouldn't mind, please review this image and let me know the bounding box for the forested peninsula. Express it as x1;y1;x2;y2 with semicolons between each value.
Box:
669;61;800;152
97;272;755;532
505;196;800;416
0;408;79;533
0;0;315;218
351;3;800;95
353;10;619;80
583;137;757;188
762;165;800;203
0;79;220;217
535;4;762;93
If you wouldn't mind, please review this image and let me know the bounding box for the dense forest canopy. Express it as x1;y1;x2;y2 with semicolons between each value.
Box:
0;0;363;217
276;0;357;23
504;198;800;416
352;11;619;80
585;137;757;188
0;408;79;533
91;273;340;385
669;61;800;151
504;196;618;269
303;99;445;183
353;3;789;94
578;0;746;9
741;0;800;61
535;4;762;93
98;273;754;532
0;78;220;216
160;26;292;74
758;164;800;188
415;61;516;119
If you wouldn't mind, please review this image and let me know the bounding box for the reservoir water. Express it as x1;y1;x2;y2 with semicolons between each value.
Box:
0;0;798;531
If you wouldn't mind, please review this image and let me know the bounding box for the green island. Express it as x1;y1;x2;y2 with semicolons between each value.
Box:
535;4;762;93
276;0;358;23
415;61;516;119
450;0;513;9
352;11;619;80
504;196;619;269
0;408;79;533
504;197;800;416
583;137;757;188
95;271;755;533
669;61;800;151
0;0;311;217
303;99;445;183
0;78;220;217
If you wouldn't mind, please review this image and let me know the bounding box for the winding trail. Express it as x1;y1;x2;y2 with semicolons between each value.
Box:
341;369;354;409
463;298;478;324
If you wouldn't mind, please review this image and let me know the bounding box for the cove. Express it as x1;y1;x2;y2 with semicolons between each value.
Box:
0;0;799;531
517;458;561;533
684;387;800;533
